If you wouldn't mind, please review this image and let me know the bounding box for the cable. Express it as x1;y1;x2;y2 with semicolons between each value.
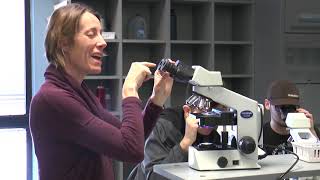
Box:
257;104;265;160
258;105;264;142
258;150;268;160
263;144;300;180
278;150;299;180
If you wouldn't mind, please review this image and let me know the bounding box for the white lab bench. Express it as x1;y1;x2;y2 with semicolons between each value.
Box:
154;154;320;179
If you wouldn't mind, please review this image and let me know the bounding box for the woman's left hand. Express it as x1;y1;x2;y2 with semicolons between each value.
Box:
150;69;174;107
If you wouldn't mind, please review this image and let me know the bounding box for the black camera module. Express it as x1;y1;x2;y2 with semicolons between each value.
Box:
157;59;194;83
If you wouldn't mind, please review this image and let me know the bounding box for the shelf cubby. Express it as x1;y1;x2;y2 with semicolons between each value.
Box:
121;76;154;106
222;77;253;98
138;79;154;106
123;0;166;40
122;43;166;74
214;2;253;41
100;42;121;76
171;1;212;41
84;79;122;112
171;44;212;70
73;0;121;38
214;44;253;75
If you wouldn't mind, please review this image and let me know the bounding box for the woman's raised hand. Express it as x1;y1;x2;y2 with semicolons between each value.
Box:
122;62;155;99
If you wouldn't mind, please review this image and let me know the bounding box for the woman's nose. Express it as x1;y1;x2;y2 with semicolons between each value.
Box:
97;34;107;49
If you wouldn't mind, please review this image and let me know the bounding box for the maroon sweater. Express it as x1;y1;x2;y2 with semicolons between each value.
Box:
29;64;163;180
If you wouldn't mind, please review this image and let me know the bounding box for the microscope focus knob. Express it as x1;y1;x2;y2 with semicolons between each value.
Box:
238;136;256;154
217;156;228;168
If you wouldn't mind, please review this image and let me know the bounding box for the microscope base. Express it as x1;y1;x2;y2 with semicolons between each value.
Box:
188;146;261;170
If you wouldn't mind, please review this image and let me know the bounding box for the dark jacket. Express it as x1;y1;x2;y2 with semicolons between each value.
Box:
263;121;320;155
29;64;163;180
131;106;221;180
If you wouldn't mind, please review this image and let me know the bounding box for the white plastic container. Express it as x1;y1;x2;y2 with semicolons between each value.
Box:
292;142;320;162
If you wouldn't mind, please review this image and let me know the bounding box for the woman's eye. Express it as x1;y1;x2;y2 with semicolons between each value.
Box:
87;31;96;38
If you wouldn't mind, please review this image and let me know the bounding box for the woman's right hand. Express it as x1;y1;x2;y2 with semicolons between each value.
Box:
122;62;156;99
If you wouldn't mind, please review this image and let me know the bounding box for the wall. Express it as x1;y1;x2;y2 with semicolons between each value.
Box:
254;0;320;125
31;0;59;94
31;0;59;179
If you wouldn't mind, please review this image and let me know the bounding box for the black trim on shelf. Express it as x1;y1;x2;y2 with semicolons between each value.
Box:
214;41;253;45
125;0;162;4
172;0;211;4
171;40;212;45
214;0;254;5
123;39;166;44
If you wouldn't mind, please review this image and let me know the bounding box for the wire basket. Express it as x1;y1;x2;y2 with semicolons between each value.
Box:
292;142;320;162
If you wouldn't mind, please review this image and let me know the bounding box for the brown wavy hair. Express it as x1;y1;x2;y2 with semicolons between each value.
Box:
44;3;100;68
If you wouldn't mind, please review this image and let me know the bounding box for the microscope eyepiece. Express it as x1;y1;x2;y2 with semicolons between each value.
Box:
157;58;194;83
276;105;298;121
157;59;177;74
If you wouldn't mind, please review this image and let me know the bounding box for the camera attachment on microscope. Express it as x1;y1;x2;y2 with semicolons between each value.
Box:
157;58;194;83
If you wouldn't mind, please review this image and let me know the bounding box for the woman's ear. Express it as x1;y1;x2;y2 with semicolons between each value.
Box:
182;105;191;119
264;99;271;110
59;38;70;53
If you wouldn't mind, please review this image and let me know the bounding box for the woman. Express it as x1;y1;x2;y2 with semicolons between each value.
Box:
29;3;173;180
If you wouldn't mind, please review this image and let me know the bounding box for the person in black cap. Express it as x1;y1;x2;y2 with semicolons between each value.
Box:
263;80;319;155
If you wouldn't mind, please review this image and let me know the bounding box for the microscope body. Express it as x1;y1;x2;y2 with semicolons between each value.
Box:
157;60;263;170
188;66;262;170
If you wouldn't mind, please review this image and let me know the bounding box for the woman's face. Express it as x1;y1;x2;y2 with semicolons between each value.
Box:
65;12;107;78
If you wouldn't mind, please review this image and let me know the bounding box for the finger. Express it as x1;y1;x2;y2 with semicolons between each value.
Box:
154;69;170;77
297;108;308;114
193;121;199;128
297;108;311;117
161;71;171;78
144;66;152;76
183;105;191;117
153;70;162;77
144;69;153;81
154;69;162;76
305;113;312;119
167;59;175;63
140;62;156;68
157;73;173;83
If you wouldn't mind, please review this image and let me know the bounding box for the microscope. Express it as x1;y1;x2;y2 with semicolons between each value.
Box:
157;59;263;170
286;112;320;162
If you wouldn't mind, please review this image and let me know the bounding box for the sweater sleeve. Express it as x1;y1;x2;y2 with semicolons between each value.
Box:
99;98;163;139
141;118;187;179
142;99;164;138
34;93;146;163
